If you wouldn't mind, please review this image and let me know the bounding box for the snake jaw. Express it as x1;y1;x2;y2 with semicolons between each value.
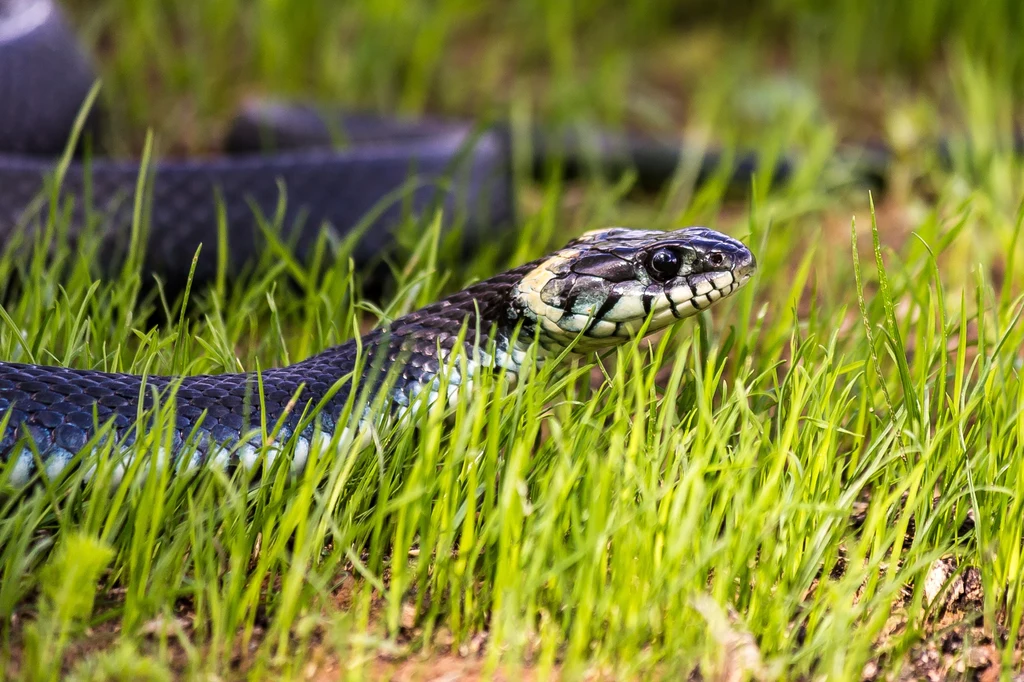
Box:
512;226;755;352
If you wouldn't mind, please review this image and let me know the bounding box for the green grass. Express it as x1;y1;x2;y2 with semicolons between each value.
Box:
3;0;1024;679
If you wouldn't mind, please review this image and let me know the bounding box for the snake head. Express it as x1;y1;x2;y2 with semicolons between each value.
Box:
512;227;756;351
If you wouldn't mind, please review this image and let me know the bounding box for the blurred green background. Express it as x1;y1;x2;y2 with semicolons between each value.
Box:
63;0;1024;157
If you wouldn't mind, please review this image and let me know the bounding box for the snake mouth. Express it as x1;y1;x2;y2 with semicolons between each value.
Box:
608;263;751;340
663;271;737;320
665;248;755;319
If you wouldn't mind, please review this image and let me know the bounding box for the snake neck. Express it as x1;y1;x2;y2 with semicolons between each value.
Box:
333;259;552;414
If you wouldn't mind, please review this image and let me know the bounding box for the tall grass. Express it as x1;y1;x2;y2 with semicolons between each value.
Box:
1;118;1023;678
1;0;1023;679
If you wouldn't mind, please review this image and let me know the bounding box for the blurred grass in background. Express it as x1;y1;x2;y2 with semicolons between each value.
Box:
63;0;1024;154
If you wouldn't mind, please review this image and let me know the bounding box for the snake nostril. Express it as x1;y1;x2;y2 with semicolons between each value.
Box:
708;252;725;268
737;251;756;277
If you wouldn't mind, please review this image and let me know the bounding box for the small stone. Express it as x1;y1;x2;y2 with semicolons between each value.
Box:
962;567;984;605
400;602;417;630
434;627;455;649
140;615;187;637
459;632;487;657
923;557;956;605
963;645;994;669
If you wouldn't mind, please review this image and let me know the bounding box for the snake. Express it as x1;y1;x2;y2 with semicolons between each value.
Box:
0;227;755;487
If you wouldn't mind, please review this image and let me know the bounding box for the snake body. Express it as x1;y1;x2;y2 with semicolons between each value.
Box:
0;227;755;486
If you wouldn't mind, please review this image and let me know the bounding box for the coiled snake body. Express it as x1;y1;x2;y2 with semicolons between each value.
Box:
0;227;755;486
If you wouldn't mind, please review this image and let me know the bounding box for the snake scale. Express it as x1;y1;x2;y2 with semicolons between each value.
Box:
0;227;755;487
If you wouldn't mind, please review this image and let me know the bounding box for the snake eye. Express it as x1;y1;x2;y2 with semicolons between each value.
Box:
647;248;680;282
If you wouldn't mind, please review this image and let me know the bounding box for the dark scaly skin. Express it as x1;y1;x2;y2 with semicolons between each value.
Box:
0;261;538;484
0;227;756;485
